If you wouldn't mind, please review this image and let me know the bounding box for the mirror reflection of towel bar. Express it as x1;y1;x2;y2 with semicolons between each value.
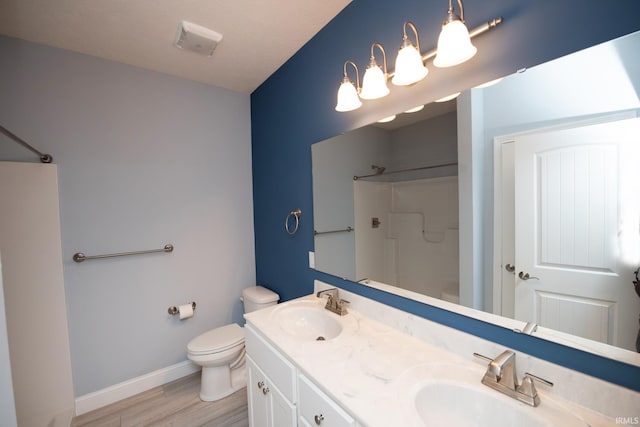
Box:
353;162;457;180
73;244;174;262
314;227;354;236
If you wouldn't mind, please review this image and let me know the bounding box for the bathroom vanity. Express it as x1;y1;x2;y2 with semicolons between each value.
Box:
246;325;355;427
244;281;640;427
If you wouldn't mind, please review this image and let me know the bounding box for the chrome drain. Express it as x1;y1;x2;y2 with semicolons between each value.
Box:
316;336;326;341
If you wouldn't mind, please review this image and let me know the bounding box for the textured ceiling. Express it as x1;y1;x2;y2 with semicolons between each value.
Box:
0;0;351;93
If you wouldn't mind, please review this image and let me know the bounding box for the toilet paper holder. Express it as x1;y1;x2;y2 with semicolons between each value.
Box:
168;301;196;315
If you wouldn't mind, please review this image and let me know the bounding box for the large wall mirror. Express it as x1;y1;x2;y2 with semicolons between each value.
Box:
312;29;640;366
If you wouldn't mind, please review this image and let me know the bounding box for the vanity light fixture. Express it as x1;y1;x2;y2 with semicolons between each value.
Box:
360;43;390;100
435;92;461;102
433;0;477;67
333;4;503;113
392;22;429;86
335;60;363;112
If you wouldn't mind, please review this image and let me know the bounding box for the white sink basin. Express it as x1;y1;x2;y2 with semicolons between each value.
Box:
270;300;343;341
397;364;588;427
414;381;587;427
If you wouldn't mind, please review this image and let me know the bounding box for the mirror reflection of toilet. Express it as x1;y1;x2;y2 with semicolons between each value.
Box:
187;286;279;401
441;283;460;304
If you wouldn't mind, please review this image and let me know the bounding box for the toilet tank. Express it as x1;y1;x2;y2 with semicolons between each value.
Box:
242;286;279;313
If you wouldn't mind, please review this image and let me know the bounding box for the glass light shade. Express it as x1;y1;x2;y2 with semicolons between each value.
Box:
433;20;477;68
391;44;428;86
360;65;390;100
335;80;362;112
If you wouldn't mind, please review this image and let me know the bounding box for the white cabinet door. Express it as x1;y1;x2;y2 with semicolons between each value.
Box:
298;374;355;427
299;417;314;427
247;356;269;427
247;355;296;427
269;379;297;427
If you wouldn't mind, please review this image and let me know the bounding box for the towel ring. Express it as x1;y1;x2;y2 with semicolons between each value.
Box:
285;209;302;235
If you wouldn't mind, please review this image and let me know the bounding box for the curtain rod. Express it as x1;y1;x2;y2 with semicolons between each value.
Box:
0;125;53;163
353;162;457;180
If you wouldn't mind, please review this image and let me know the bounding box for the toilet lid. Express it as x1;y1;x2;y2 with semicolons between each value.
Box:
187;323;244;355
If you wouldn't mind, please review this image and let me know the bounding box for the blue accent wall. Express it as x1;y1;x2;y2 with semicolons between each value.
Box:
251;0;640;391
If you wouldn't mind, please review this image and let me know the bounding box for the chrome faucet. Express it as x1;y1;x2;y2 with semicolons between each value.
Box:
316;288;349;316
473;350;553;407
486;350;518;390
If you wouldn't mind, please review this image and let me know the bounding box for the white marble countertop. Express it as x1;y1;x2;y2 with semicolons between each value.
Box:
244;289;634;427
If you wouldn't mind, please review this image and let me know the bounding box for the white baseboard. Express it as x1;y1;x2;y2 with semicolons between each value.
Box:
75;360;200;416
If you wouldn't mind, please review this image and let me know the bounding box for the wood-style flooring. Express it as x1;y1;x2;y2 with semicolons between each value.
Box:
71;373;249;427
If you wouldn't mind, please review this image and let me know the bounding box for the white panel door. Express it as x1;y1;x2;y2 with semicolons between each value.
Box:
514;118;640;351
499;141;516;318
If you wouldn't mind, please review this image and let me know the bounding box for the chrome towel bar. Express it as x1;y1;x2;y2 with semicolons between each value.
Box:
73;243;174;263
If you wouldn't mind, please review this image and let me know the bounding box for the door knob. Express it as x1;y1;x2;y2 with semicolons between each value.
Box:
519;271;540;280
314;414;324;425
505;263;515;273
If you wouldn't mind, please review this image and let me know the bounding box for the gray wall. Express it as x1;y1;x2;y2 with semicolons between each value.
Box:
0;36;255;396
389;111;458;175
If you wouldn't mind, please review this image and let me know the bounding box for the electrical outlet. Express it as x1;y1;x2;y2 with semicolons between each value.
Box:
309;251;315;269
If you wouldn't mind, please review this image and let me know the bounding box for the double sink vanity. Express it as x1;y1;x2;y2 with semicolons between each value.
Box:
244;281;639;426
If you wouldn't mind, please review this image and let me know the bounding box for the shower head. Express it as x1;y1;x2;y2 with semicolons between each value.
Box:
371;165;386;175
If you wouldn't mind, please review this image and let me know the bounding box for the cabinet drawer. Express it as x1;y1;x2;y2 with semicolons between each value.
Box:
298;374;355;427
245;323;297;402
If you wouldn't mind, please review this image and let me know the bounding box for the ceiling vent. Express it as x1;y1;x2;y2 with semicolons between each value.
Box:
174;21;223;57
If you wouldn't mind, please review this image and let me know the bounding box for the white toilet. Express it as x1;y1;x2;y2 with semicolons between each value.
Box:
187;285;279;401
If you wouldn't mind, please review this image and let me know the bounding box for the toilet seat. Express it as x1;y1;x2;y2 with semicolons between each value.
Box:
187;323;244;355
